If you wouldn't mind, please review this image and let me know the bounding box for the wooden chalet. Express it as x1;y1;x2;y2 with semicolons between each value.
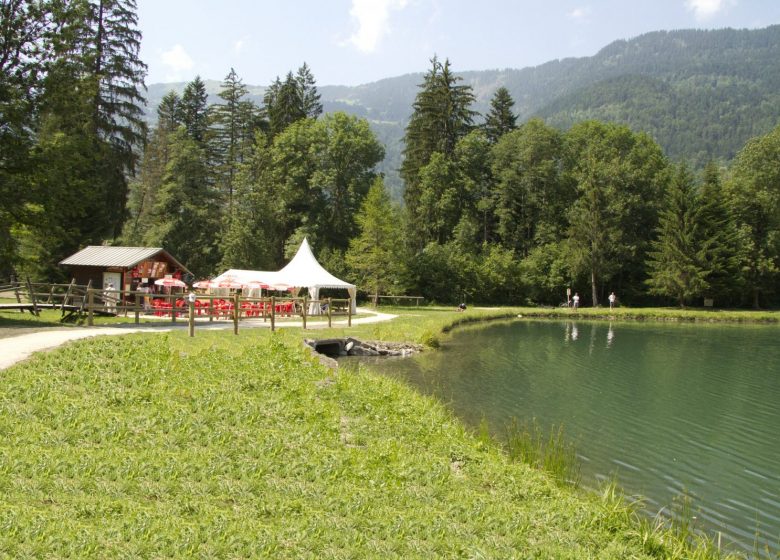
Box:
59;246;190;302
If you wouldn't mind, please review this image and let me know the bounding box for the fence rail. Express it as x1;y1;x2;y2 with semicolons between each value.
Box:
3;281;353;333
370;295;424;306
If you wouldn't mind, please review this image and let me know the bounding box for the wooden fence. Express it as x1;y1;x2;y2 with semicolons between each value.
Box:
2;280;353;333
371;295;424;306
83;288;352;334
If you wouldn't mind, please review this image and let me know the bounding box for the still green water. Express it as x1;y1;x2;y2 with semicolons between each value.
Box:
350;319;780;554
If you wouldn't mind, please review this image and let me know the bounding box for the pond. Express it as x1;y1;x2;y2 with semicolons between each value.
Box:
348;319;780;554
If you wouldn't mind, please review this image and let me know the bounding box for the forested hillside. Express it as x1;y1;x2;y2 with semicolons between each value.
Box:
148;25;780;193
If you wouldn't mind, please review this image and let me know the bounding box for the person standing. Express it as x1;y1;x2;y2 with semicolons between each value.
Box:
104;282;117;314
608;292;617;310
572;293;580;310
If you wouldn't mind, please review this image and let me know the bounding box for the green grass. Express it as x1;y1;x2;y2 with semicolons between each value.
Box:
0;306;768;557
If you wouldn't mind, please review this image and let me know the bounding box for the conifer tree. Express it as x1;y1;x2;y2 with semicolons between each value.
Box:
484;86;517;143
296;62;323;119
156;91;183;132
143;127;222;276
211;68;258;212
345;178;403;296
698;161;740;301
265;72;306;137
645;163;710;306
180;76;209;145
401;57;476;245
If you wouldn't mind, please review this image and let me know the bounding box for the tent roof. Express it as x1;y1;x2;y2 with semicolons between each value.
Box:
211;269;283;287
212;238;355;290
276;238;355;289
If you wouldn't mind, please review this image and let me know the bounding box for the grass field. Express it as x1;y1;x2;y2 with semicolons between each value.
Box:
0;305;772;557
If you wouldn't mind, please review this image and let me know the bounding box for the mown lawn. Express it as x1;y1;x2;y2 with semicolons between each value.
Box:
0;307;762;557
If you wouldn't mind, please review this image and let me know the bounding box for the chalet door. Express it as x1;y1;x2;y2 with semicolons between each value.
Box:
102;272;121;291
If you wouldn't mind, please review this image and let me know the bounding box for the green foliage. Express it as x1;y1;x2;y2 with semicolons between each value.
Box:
483;86;517;143
564;121;668;306
726;124;780;308
646;164;712;306
492;119;568;257
210;68;260;213
180;76;209;145
402;57;477;245
142;127;221;276
345;179;404;296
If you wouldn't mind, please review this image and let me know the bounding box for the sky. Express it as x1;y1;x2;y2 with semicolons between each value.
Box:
136;0;780;87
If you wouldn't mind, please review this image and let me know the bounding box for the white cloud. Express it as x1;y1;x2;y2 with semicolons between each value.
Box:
567;6;591;21
233;39;245;55
684;0;732;21
160;44;194;81
346;0;409;54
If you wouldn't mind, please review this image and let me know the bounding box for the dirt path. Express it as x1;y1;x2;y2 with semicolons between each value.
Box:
0;309;397;371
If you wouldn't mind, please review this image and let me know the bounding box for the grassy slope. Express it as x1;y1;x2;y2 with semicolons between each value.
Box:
0;306;767;557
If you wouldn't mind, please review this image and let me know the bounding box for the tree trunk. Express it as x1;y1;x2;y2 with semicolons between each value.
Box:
591;270;599;307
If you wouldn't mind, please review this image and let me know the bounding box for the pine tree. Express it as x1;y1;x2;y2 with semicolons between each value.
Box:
180;76;209;145
296;62;322;119
143;127;222;276
219;139;279;271
85;0;147;236
156;90;183;132
268;72;306;136
698;161;740;301
645;163;710;306
401;57;477;244
211;68;258;212
345;178;403;296
0;0;49;275
484;86;517;143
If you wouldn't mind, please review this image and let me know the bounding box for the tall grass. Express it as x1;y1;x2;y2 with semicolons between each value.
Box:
504;418;581;488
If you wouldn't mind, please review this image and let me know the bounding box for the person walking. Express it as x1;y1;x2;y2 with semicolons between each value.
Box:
608;292;617;310
572;293;580;310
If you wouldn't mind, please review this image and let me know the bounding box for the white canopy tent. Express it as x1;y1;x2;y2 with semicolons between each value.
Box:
211;238;356;314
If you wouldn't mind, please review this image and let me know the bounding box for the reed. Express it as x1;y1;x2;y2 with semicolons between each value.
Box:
504;418;581;487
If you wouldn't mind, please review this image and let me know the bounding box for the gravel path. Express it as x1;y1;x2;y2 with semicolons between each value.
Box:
0;308;397;371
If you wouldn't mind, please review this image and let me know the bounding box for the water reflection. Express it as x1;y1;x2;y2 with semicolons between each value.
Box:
566;321;617;349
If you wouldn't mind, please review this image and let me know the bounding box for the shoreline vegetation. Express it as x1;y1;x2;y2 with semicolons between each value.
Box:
0;306;777;557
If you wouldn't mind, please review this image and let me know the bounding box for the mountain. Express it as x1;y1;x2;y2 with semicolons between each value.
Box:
145;25;780;197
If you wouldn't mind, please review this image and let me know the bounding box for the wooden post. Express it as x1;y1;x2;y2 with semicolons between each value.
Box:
327;297;332;328
26;276;39;317
348;298;352;327
87;289;94;326
270;296;276;332
61;279;75;316
189;301;195;337
170;293;176;323
302;296;307;330
233;293;239;335
208;297;214;322
13;281;24;313
134;290;140;324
